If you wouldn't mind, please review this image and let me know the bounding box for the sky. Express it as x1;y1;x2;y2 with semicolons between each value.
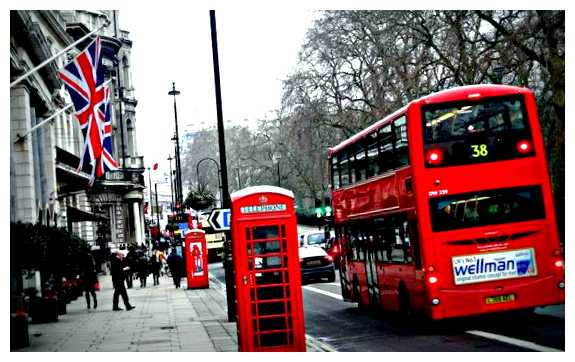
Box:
120;7;318;185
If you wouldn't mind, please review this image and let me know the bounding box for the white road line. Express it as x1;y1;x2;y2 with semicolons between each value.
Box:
466;330;563;352
303;285;344;300
306;334;338;352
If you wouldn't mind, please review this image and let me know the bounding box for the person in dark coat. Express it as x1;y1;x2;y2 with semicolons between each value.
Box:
149;251;162;286
136;250;149;288
110;251;135;311
166;249;184;288
125;246;137;289
82;253;99;309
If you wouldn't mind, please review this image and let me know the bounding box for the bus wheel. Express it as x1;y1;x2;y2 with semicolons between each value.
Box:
398;285;411;320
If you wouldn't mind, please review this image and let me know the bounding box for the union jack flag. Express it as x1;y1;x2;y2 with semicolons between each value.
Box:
58;36;118;184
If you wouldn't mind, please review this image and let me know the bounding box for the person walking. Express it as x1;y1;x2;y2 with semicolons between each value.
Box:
82;253;99;310
110;251;135;311
149;250;162;286
166;249;184;288
125;246;137;289
136;249;149;288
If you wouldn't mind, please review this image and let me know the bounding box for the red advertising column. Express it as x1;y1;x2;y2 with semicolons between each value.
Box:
231;185;306;352
185;229;209;289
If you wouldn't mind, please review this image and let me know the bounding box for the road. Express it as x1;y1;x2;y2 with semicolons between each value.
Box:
209;261;564;351
207;225;564;352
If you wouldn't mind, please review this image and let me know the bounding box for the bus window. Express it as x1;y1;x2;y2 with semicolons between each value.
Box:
394;116;409;167
340;151;350;187
378;125;394;173
422;96;533;167
429;186;545;232
407;220;422;268
366;131;380;178
355;142;367;182
331;155;340;189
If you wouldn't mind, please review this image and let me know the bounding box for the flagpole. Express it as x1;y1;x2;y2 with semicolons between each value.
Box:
10;17;111;88
14;104;73;143
13;79;114;143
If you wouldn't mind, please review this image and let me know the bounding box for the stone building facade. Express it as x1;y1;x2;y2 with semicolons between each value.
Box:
10;10;146;251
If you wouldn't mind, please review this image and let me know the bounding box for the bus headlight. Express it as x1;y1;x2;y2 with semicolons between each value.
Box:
431;298;440;306
558;281;565;289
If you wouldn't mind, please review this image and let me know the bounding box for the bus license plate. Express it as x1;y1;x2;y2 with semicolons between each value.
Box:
485;293;515;305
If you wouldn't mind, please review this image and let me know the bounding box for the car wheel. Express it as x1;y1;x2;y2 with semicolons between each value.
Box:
327;270;336;283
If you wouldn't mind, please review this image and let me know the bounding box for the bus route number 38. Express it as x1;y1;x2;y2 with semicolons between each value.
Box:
470;144;489;158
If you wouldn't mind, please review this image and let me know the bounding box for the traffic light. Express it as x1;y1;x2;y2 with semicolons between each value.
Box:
315;205;332;218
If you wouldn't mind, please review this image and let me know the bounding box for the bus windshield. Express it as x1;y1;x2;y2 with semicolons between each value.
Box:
422;96;533;167
429;186;545;232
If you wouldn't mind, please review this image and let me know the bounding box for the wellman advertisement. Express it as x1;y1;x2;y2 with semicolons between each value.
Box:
452;248;537;285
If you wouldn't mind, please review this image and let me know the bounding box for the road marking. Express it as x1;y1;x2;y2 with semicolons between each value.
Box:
466;330;563;352
306;334;338;352
303;285;344;300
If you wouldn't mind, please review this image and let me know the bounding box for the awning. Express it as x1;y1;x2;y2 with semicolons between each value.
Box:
67;206;108;222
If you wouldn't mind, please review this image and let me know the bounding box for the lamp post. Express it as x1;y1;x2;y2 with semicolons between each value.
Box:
274;154;281;187
169;83;183;222
236;167;242;189
167;155;175;212
196;157;222;208
210;10;235;322
147;166;153;222
155;183;160;228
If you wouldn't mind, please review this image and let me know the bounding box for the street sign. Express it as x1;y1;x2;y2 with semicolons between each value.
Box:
208;208;231;231
178;222;189;234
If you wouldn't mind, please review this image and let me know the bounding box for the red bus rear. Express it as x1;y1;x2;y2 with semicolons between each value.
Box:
329;84;564;320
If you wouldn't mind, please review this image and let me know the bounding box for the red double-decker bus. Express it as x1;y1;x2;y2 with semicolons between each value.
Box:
328;84;564;320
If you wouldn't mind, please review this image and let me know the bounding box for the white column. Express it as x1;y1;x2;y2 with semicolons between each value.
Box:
10;86;37;223
133;201;143;246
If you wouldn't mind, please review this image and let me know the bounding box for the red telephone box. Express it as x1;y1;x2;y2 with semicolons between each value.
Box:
231;186;306;352
184;229;209;289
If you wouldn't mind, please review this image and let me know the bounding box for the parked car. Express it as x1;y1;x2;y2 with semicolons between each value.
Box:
299;230;335;250
299;244;335;283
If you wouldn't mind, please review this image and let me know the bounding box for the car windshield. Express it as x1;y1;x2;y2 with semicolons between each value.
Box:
307;233;325;245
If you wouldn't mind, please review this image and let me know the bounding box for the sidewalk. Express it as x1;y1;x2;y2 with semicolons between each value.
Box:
18;274;237;352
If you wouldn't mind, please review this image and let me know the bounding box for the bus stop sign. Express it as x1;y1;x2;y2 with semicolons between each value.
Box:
208;208;231;231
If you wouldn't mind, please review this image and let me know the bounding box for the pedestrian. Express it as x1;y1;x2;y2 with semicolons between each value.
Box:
125;246;137;289
166;249;184;288
110;251;135;311
136;249;149;288
82;253;99;310
149;250;162;286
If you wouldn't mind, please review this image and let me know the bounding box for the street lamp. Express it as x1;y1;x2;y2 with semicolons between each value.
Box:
168;82;183;222
274;153;282;187
196;157;222;208
147;166;153;223
235;167;242;189
167;155;175;212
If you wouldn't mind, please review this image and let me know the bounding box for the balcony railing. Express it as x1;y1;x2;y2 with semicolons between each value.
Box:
103;169;145;186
